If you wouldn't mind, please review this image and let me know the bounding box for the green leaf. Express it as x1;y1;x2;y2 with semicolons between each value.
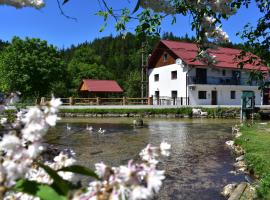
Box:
57;165;100;180
38;163;74;195
132;0;141;14
12;179;66;200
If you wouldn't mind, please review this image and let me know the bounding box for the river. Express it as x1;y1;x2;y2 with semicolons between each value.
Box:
46;118;244;200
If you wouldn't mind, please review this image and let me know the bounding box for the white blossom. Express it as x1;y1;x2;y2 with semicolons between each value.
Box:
0;0;44;9
147;169;165;194
0;134;21;156
95;162;108;179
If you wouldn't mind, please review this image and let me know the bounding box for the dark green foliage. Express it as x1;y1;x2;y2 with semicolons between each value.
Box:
0;37;66;98
57;165;99;180
12;179;66;200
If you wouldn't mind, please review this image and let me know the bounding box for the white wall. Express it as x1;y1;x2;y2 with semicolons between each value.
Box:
148;63;188;98
148;64;262;105
188;85;261;105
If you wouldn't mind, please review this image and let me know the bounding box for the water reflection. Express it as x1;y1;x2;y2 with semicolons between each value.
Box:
46;118;244;200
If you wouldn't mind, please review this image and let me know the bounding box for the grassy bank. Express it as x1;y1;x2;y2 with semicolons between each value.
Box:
235;124;270;199
59;107;241;118
60;107;193;115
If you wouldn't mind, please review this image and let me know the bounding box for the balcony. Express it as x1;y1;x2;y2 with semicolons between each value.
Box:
188;76;257;86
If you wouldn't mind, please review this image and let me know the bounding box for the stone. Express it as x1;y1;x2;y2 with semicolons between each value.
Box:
226;140;235;149
234;161;247;169
133;118;143;127
236;155;245;162
221;183;237;198
228;182;248;200
200;111;208;116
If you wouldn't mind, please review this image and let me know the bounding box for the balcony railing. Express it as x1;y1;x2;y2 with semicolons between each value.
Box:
188;76;257;86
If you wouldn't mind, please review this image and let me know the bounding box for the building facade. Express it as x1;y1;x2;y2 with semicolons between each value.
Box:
148;40;268;106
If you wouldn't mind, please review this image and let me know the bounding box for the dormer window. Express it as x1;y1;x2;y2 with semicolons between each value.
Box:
163;53;168;62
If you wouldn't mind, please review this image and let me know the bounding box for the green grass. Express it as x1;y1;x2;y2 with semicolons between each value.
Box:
235;124;270;199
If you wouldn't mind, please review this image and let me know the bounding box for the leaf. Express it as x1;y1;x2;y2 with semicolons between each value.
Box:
38;163;74;195
57;165;100;180
132;0;141;14
12;179;66;200
62;0;69;5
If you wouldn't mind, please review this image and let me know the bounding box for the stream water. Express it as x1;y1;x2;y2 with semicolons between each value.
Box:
45;118;245;200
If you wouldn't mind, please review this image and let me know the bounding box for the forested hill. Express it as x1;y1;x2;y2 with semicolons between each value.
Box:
61;32;198;97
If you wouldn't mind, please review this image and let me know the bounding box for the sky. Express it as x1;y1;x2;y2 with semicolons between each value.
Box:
0;0;263;48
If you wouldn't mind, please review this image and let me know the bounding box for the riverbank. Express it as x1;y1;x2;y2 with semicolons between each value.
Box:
59;107;241;118
234;123;270;199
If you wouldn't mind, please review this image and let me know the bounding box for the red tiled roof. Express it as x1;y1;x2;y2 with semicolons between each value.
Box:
150;40;268;71
80;79;123;93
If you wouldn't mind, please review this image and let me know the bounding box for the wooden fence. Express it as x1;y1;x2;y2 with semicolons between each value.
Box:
39;96;190;106
39;97;151;106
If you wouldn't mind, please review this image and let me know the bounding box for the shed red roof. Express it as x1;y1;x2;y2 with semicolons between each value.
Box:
79;79;123;93
149;40;268;71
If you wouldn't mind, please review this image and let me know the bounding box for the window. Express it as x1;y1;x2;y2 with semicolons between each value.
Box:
154;74;159;82
163;53;168;62
171;91;177;98
231;91;236;99
198;91;207;99
171;71;177;80
155;91;160;98
222;69;226;76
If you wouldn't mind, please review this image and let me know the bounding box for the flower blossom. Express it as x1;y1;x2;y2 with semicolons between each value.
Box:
0;0;44;9
74;142;171;200
0;97;62;188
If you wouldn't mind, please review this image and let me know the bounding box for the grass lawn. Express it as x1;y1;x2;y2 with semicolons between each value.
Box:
235;123;270;199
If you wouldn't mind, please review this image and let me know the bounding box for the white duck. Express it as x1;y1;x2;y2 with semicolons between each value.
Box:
66;124;71;130
98;128;106;134
86;124;93;131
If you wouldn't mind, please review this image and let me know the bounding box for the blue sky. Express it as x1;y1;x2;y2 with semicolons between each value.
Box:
0;1;263;48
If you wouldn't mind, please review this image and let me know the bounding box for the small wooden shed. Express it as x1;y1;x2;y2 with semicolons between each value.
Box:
79;79;123;97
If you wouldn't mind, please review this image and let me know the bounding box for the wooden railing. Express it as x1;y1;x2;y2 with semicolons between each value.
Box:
39;96;190;106
39;97;152;106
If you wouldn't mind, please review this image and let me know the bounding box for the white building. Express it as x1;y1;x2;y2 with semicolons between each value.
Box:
148;40;268;106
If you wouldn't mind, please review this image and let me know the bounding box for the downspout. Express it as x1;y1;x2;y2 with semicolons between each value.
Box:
186;65;192;105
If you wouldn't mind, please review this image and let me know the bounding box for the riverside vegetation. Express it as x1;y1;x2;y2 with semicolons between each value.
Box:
235;123;270;199
59;107;241;119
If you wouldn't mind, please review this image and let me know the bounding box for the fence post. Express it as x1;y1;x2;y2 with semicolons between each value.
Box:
96;97;100;105
148;96;153;105
69;97;73;105
40;97;46;105
123;97;126;105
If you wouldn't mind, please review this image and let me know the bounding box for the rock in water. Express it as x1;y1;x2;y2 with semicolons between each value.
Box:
221;183;237;198
133;118;143;127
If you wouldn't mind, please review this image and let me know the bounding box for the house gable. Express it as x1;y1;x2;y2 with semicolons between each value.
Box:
148;42;178;68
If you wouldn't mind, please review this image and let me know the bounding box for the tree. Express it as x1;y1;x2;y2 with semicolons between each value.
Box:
67;45;113;94
125;70;141;97
0;37;66;98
